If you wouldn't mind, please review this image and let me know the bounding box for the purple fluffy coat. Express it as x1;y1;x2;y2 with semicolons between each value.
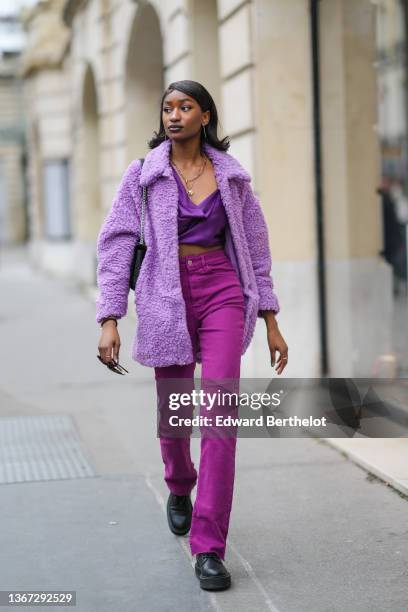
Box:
96;138;280;367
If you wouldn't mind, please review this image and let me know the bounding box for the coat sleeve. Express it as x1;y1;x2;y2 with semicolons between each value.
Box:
95;160;141;325
241;180;280;316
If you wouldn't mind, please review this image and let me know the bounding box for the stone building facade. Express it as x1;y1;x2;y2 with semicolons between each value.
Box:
21;0;393;377
0;3;27;244
21;0;71;271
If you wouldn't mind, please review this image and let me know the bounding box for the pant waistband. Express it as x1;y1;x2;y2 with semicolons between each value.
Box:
178;248;227;269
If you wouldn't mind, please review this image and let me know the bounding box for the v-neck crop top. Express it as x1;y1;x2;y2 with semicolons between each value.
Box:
171;164;228;247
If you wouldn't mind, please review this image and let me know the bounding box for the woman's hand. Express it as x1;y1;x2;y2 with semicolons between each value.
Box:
260;312;288;375
267;326;288;374
98;320;121;365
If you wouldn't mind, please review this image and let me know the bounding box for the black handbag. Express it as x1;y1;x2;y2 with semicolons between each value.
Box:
129;158;147;291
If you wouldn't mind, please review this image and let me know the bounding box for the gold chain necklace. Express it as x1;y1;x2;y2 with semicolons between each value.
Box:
171;154;207;197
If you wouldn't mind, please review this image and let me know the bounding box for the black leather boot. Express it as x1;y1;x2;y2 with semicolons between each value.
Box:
195;552;231;590
166;492;193;535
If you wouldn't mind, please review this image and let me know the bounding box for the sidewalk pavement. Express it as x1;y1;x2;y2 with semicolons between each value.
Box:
1;244;407;612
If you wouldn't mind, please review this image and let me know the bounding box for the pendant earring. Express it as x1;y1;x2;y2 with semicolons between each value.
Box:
202;124;207;140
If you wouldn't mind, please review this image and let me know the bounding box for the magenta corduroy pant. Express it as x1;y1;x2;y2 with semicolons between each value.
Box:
154;248;245;560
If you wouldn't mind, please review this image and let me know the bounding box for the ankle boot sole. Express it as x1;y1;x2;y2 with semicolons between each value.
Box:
195;565;231;591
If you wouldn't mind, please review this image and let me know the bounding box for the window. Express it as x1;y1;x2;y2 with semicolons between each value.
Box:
42;159;71;240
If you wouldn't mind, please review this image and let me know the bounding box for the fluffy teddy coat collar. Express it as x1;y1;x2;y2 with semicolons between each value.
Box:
139;137;252;188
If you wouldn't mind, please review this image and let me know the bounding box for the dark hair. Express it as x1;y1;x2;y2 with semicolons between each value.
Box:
147;80;230;152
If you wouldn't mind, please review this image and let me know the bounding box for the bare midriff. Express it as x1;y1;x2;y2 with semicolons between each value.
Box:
178;243;224;257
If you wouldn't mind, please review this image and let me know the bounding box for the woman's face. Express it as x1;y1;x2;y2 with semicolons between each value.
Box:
162;89;209;141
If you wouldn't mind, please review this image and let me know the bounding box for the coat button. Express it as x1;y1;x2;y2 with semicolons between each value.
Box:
187;259;193;265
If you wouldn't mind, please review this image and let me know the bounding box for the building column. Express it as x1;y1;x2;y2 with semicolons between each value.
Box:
251;0;319;376
320;0;393;376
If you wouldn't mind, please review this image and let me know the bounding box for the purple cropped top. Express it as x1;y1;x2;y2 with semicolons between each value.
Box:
171;164;228;247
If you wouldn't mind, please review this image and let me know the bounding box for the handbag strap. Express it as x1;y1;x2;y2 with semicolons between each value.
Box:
139;158;147;245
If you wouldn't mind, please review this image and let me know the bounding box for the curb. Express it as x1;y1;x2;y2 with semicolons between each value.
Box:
321;438;408;499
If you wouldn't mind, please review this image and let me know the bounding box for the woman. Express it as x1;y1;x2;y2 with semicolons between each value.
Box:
96;80;288;591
